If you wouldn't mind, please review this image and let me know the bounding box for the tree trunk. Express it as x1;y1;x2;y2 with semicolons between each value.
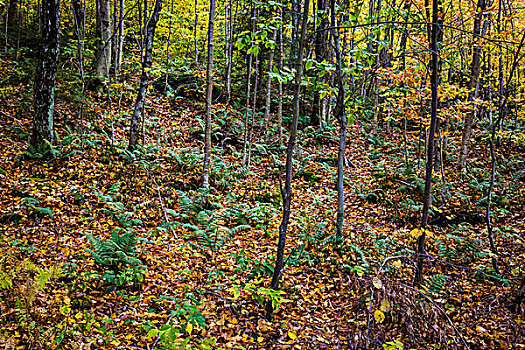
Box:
72;0;86;136
457;0;486;172
8;0;17;26
128;0;163;149
95;0;112;78
194;0;198;64
248;55;259;167
164;0;174;90
277;7;283;145
202;0;216;188
263;28;277;138
225;0;233;105
242;6;256;166
331;0;347;240
113;0;124;74
31;0;60;153
266;0;309;322
415;0;441;285
312;0;329;127
72;0;83;35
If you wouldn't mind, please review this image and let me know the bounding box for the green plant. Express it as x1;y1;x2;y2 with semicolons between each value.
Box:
229;278;290;311
85;228;146;285
85;184;147;286
424;274;450;297
175;190;251;257
0;250;60;330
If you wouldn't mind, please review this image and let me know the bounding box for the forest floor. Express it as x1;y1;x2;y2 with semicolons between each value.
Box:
1;58;525;349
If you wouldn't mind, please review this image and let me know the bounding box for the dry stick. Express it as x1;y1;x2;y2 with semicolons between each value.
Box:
386;278;471;350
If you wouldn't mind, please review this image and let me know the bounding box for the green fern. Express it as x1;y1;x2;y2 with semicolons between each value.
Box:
85;228;143;269
425;274;450;296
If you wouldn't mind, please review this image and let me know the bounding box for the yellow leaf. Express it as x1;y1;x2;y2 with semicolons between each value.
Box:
393;260;402;269
288;331;297;340
186;322;193;335
374;310;385;323
257;336;264;343
409;228;423;238
380;299;391;312
372;277;383;289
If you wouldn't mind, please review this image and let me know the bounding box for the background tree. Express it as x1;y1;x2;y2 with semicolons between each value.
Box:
31;0;60;153
128;0;163;149
415;0;442;285
202;0;216;188
266;0;309;322
94;0;112;79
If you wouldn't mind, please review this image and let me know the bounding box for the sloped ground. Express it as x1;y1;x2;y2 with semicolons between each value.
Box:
1;58;525;349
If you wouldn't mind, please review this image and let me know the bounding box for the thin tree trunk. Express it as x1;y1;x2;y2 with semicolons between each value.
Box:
128;0;163;149
242;6;256;166
202;0;216;188
72;0;86;138
457;0;486;172
248;56;259;167
266;0;309;322
114;0;124;74
14;0;21;60
415;0;441;285
277;7;283;145
194;0;198;64
312;0;328;127
332;0;347;240
31;0;60;153
224;0;233;105
4;0;9;52
164;0;174;90
263;28;277;139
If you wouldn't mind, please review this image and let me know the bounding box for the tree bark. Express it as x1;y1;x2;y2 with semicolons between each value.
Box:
415;0;441;285
457;0;486;172
312;0;329;127
113;0;124;74
31;0;60;153
128;0;163;149
224;0;233;105
263;28;277;138
194;0;198;64
331;0;347;240
266;0;309;322
277;6;283;145
95;0;112;78
242;5;256;166
202;0;216;188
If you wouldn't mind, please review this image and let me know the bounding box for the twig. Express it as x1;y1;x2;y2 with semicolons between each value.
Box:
384;278;471;349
